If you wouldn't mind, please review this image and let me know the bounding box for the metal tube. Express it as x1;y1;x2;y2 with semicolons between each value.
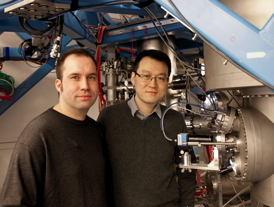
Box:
188;137;212;141
183;142;237;146
183;152;191;166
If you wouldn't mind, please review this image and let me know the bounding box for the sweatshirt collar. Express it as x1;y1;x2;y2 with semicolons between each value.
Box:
128;95;162;119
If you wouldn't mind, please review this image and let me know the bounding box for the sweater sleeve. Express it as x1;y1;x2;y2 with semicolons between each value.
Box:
0;126;45;207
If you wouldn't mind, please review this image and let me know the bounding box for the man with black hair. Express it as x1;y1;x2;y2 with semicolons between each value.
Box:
98;49;196;207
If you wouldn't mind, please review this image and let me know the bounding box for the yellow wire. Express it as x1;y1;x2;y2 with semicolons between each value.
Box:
0;78;14;96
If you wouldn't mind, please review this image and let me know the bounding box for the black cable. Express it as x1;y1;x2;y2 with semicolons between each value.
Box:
143;7;206;89
58;15;64;36
69;11;97;42
143;7;203;68
19;16;59;36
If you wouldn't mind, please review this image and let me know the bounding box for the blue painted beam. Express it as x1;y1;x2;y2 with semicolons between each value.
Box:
60;35;73;48
52;0;164;16
2;47;24;60
16;32;31;40
0;15;57;33
0;57;56;115
0;35;75;115
0;16;25;32
80;5;163;17
156;0;274;90
101;18;187;45
63;11;100;54
84;11;101;26
0;0;20;20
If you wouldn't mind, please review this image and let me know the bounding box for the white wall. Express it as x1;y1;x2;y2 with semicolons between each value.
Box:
0;32;100;191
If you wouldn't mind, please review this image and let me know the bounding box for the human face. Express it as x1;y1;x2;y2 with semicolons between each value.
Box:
55;54;98;117
131;56;169;110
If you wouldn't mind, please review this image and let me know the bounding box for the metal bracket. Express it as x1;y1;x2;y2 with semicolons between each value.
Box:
4;0;70;20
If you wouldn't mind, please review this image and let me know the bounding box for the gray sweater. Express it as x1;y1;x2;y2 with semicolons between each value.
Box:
0;108;108;207
98;100;196;207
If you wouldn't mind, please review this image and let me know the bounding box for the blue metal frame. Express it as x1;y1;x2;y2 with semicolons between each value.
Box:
0;35;72;115
0;57;56;115
155;0;274;90
3;0;271;114
102;19;187;44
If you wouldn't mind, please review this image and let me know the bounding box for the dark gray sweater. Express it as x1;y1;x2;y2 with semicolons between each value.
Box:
98;101;196;207
0;108;108;207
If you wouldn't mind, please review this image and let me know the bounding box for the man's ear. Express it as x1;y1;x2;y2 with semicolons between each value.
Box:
55;79;62;93
131;72;136;85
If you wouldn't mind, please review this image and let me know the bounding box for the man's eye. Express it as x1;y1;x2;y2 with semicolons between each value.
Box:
88;76;97;81
71;76;78;79
157;77;166;81
143;75;151;79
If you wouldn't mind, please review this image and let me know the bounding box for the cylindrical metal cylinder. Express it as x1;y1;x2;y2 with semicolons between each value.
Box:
105;68;117;105
183;152;191;166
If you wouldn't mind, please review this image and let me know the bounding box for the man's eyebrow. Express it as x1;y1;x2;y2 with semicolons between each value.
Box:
68;72;80;76
68;73;97;76
88;73;97;76
140;69;167;76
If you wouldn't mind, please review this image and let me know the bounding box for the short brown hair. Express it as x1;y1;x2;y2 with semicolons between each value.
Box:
55;48;97;80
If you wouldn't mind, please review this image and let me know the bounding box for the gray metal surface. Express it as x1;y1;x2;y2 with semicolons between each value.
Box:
252;175;274;206
235;106;274;182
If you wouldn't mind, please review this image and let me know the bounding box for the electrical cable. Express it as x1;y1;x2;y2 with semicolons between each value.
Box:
18;14;64;66
19;16;60;37
143;8;202;73
142;8;203;77
144;7;203;68
143;7;216;109
0;59;4;70
100;13;108;26
0;77;14;101
95;25;108;110
18;39;49;67
154;10;212;108
221;185;251;207
226;174;247;207
70;11;98;43
160;101;225;141
229;200;251;207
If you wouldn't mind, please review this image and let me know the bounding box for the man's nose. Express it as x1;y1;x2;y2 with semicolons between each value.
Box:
148;77;157;87
80;79;90;90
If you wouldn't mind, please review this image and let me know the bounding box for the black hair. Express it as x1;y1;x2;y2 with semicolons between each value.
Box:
133;49;171;76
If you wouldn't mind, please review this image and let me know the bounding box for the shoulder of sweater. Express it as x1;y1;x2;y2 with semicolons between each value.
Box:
27;109;53;127
85;116;101;127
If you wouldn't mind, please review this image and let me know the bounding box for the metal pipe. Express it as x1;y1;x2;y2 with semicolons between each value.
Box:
184;142;237;146
188;137;212;141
